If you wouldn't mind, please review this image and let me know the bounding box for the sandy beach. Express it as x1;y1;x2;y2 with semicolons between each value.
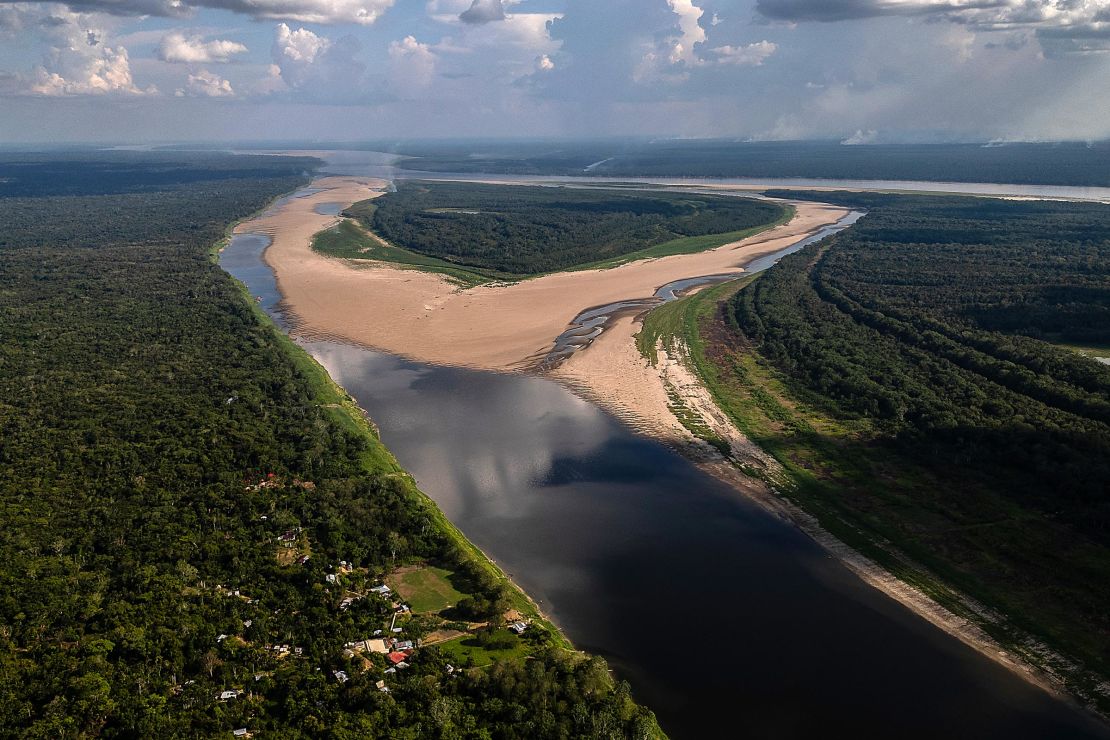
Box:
238;175;849;372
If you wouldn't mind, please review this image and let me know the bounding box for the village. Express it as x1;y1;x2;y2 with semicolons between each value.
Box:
190;484;543;737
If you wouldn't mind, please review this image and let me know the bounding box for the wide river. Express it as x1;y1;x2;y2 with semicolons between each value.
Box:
220;187;1109;739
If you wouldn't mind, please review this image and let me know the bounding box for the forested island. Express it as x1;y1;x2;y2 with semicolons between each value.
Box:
337;181;786;276
0;154;659;737
644;191;1110;711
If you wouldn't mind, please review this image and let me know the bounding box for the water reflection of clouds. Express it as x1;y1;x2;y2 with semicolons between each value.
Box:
301;340;614;523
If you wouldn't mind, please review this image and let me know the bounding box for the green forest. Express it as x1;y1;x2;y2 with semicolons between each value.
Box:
388;140;1110;186
722;191;1110;703
0;155;658;738
359;181;785;275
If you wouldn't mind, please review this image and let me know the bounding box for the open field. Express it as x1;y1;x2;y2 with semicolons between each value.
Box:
386;564;467;614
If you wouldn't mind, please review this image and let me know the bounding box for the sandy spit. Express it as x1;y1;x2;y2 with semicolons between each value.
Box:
240;175;848;371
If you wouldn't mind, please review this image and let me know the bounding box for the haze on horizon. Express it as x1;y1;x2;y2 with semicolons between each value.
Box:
0;0;1108;144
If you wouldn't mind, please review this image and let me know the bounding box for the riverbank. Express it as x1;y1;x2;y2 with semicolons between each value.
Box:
616;277;1109;724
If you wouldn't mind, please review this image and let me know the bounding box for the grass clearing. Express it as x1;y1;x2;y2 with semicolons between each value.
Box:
434;629;533;668
386;564;467;614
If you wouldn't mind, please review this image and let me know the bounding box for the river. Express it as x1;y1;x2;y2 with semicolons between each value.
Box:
219;190;1109;739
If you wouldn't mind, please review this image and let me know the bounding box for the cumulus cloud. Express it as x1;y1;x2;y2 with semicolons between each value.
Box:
667;0;707;65
389;34;436;90
0;6;154;96
270;22;369;100
28;44;149;95
175;67;234;96
708;40;777;66
0;0;395;25
158;32;247;63
459;0;504;24
535;53;554;71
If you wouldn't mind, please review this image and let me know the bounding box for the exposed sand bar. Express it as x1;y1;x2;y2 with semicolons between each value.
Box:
238;175;849;371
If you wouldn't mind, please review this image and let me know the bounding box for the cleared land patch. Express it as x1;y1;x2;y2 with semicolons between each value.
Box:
386;564;467;614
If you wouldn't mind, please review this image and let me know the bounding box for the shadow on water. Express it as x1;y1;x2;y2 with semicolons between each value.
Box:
220;191;1109;740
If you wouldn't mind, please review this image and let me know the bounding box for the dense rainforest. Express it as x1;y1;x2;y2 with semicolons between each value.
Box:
362;181;785;274
384;140;1110;187
726;191;1110;697
0;155;657;738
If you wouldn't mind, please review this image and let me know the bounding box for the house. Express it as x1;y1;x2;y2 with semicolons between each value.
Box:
369;584;391;595
232;729;251;738
333;670;349;683
396;661;410;670
509;621;528;635
393;640;414;651
446;664;455;675
376;680;390;693
297;555;310;565
217;690;242;701
339;597;355;610
216;634;229;643
387;651;407;665
325;574;337;584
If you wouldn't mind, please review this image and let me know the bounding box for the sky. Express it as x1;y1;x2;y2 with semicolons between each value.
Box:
0;0;1108;143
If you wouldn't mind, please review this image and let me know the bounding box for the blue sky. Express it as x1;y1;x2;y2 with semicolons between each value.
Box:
0;0;1108;142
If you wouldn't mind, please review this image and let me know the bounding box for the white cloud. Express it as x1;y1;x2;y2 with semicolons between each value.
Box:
708;40;778;66
28;45;149;95
389;34;436;91
1;6;155;96
536;53;554;71
3;0;397;25
158;32;247;63
667;0;707;65
175;67;234;96
270;22;369;101
273;22;330;67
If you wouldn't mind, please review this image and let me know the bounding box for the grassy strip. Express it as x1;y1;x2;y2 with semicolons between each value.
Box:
638;278;1110;711
313;219;500;287
571;204;795;272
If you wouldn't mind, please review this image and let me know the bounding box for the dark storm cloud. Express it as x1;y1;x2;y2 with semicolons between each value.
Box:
755;0;1004;23
459;0;505;24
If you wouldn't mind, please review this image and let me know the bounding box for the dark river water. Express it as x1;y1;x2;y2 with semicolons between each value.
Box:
220;210;1108;739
